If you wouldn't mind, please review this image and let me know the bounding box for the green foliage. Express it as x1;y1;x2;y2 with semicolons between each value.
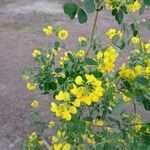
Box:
63;2;78;19
84;0;96;13
23;0;150;150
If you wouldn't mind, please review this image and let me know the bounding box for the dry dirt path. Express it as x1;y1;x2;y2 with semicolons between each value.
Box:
0;0;150;149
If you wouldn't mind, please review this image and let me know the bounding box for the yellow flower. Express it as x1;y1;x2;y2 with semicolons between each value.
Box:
145;43;150;49
62;110;72;121
72;99;81;107
46;54;53;60
22;74;30;80
134;65;143;76
75;76;83;85
78;36;86;44
26;82;37;91
122;95;131;103
127;0;141;12
81;96;92;105
59;52;69;66
62;143;71;150
54;143;62;150
106;28;122;39
100;46;118;73
132;115;143;132
131;37;140;44
32;49;41;58
75;50;86;58
69;106;77;114
94;119;104;127
57;130;65;138
48;120;55;129
119;64;135;79
87;134;96;144
31;100;39;108
43;25;53;36
52;136;59;143
96;51;103;60
55;91;70;101
29;132;37;141
38;140;44;146
57;29;69;40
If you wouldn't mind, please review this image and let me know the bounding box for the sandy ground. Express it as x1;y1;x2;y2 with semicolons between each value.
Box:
0;0;150;149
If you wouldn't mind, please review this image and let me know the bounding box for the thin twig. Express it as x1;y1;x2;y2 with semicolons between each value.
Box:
133;101;137;115
42;137;51;150
85;3;101;57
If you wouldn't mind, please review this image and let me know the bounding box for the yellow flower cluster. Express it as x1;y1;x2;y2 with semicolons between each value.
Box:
131;37;140;44
51;102;77;121
122;94;131;103
48;120;55;129
119;64;146;79
106;28;123;39
98;46;118;73
43;25;53;36
32;49;41;58
31;100;39;108
57;29;69;40
78;36;86;44
104;0;113;9
75;76;83;85
127;0;141;12
59;52;69;66
82;134;96;144
145;43;150;54
26;82;37;91
71;74;104;106
75;49;86;58
29;132;37;141
132;115;143;132
93;119;104;127
55;91;70;101
51;130;71;150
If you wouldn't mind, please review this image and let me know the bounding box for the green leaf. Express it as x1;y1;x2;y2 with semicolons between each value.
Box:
112;8;118;16
130;23;138;37
121;6;128;14
54;41;60;50
139;4;145;15
113;101;125;115
78;8;88;24
144;0;150;5
144;90;150;100
136;76;149;86
57;77;66;85
55;67;63;73
93;70;103;78
67;53;75;62
135;91;145;102
112;35;125;49
84;0;95;13
63;2;78;19
84;116;93;122
115;10;124;24
95;0;103;3
95;144;104;150
84;58;98;65
143;99;150;111
44;82;57;91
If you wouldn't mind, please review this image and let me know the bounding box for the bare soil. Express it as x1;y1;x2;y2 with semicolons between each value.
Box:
0;0;150;149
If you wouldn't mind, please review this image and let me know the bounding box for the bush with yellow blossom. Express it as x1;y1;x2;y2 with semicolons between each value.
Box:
22;0;150;150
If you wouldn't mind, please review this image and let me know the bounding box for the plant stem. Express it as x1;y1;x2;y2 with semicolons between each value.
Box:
133;101;137;115
42;137;51;150
85;3;100;57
